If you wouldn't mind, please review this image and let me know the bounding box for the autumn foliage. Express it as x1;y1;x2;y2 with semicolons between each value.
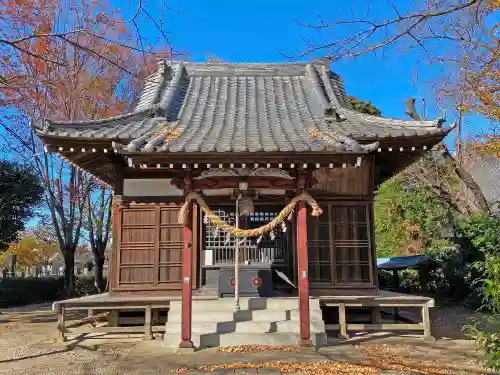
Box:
0;236;57;271
0;0;159;121
0;0;163;294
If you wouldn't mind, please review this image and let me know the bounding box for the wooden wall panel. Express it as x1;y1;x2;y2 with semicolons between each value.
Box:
311;163;371;196
119;267;154;284
158;206;183;284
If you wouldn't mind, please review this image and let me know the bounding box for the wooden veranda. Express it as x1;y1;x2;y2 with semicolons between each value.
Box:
53;291;434;342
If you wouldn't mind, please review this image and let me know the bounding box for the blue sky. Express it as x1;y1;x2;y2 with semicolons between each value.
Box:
126;0;494;151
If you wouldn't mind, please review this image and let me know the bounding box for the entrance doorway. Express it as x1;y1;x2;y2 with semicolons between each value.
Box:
200;203;294;296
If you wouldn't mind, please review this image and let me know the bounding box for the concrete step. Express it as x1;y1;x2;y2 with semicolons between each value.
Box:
165;297;327;349
163;331;328;348
165;319;326;334
289;309;323;321
168;308;324;323
167;308;288;323
165;321;271;334
177;297;310;311
275;319;326;333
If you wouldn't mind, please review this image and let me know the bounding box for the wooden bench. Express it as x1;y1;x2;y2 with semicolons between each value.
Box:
52;293;170;342
320;290;435;341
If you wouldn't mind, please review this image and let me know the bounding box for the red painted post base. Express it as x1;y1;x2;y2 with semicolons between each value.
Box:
298;338;313;346
179;340;195;348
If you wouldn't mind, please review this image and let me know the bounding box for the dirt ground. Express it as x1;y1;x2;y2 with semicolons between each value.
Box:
0;302;493;375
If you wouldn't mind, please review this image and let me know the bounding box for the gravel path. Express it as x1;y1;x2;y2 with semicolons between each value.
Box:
0;306;130;375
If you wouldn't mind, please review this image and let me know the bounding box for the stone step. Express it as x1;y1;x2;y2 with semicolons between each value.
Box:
163;331;328;348
165;319;326;334
289;309;323;321
167;308;323;323
179;297;313;311
165;321;270;334
275;319;326;332
167;308;286;323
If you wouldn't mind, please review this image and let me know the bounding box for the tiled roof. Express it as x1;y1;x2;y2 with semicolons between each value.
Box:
470;156;500;205
37;61;451;154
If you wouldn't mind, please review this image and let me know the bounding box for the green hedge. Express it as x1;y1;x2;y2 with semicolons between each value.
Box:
0;276;106;308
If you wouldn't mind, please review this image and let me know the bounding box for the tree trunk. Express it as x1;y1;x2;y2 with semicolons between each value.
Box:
63;250;75;297
94;253;106;293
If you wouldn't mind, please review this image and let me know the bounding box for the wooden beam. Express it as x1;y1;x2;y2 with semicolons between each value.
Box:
127;152;365;165
325;323;425;331
171;176;297;190
63;326;165;334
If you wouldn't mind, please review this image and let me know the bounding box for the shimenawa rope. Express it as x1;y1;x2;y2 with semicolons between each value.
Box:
178;191;323;237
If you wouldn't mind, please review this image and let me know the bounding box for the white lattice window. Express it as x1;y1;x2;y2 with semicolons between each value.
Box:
203;208;286;266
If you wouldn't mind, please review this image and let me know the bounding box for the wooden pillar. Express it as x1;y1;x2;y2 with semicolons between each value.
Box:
296;200;311;346
338;303;348;339
180;175;194;348
142;305;153;341
57;305;66;342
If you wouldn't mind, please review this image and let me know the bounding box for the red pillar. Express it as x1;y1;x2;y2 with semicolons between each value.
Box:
296;201;311;346
180;201;194;348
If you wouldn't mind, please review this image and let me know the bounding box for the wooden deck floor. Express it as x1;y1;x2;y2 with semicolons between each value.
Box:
53;289;433;309
319;289;435;307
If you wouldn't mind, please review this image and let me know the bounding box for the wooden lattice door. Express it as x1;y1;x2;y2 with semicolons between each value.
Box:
307;202;374;289
332;204;372;286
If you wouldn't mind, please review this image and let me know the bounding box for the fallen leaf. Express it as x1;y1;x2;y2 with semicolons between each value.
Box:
216;345;298;353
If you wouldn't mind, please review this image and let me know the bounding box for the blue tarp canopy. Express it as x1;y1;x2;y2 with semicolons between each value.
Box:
376;255;431;270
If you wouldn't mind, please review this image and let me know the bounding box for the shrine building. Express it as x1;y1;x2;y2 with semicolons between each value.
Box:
38;61;453;348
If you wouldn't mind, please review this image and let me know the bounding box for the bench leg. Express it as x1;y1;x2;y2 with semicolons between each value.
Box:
372;307;381;324
58;306;66;342
422;304;434;341
142;305;153;341
339;304;349;339
394;307;399;323
88;309;95;327
109;310;119;327
152;308;159;325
